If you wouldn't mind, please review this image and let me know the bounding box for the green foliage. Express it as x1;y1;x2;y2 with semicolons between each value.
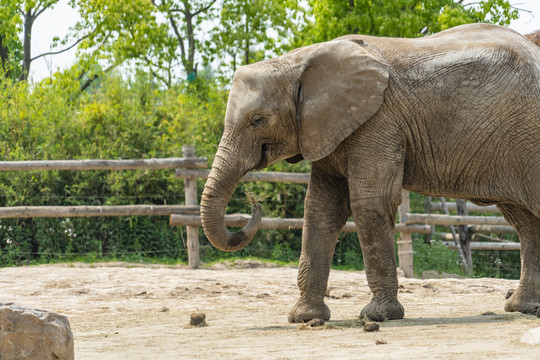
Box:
0;71;226;266
0;0;525;280
297;0;519;45
413;238;462;275
210;0;302;78
0;0;23;79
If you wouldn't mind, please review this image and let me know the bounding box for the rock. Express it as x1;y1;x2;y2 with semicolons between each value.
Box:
234;259;263;268
421;270;440;279
0;302;74;360
306;318;325;327
363;322;380;332
520;327;540;345
440;272;461;279
190;313;206;327
209;263;230;270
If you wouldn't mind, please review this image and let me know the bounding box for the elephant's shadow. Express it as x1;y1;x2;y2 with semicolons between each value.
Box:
249;312;529;331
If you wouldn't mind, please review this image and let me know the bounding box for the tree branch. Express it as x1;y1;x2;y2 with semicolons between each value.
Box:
167;13;187;62
79;62;117;92
30;32;92;62
143;55;171;88
193;0;218;17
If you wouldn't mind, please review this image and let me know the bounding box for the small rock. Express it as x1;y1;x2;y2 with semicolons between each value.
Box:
160;307;170;312
190;313;207;327
363;322;380;332
0;302;74;360
481;311;496;316
375;339;387;345
505;289;514;299
306;318;325;327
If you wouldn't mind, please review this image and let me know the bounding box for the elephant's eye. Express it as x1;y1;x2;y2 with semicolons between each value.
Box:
250;114;265;128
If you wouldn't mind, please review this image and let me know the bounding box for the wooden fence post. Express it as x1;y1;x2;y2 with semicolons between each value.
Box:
398;190;414;278
183;146;200;269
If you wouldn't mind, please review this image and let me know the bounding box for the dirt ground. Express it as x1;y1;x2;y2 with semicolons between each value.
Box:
1;261;539;359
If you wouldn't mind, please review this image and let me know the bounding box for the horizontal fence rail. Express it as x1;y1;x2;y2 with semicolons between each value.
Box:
176;169;311;184
0;205;200;218
0;157;207;171
443;241;520;251
0;156;206;220
425;201;499;214
170;214;431;234
404;213;509;226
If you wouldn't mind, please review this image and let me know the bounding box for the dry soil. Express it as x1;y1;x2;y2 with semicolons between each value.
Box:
1;261;539;359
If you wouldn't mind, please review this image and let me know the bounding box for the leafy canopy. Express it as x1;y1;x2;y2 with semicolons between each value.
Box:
299;0;519;44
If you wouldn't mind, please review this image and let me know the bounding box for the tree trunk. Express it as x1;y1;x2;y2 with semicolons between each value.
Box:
20;10;33;81
244;14;250;65
0;34;8;75
185;11;197;79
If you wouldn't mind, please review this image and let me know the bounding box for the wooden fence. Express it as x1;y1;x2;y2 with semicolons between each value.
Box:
0;153;204;219
0;145;520;276
172;149;519;275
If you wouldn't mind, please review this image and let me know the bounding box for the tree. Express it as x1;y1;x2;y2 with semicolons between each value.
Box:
0;0;23;79
299;0;520;44
0;0;93;81
211;0;302;75
151;0;218;82
71;0;219;88
70;0;169;90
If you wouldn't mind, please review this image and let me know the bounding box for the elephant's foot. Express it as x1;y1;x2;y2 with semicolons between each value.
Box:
288;298;330;323
360;297;404;321
504;286;540;315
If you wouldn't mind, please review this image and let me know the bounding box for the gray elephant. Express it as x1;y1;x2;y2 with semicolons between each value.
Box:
200;23;540;322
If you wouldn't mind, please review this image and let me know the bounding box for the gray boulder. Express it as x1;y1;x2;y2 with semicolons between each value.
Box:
0;302;74;360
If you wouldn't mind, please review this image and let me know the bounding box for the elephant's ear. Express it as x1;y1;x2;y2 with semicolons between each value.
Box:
291;40;389;161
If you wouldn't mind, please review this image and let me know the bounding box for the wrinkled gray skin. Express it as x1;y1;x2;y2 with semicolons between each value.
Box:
201;23;540;322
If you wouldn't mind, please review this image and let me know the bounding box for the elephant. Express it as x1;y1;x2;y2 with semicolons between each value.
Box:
200;23;540;322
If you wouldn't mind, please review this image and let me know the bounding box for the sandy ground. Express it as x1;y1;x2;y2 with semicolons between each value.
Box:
1;261;539;359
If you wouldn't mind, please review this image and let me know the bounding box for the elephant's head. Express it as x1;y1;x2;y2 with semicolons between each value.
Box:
201;39;389;252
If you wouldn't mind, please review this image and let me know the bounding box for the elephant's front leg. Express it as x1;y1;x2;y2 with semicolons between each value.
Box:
350;182;405;320
288;166;350;323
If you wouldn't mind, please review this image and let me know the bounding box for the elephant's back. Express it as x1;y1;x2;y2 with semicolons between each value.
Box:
342;23;540;74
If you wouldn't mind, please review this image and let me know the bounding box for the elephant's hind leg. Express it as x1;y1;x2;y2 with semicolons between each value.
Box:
288;165;350;323
497;203;540;314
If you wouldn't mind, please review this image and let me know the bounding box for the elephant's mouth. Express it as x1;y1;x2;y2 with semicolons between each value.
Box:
255;143;270;170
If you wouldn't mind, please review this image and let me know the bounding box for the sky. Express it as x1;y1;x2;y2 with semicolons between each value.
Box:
30;0;540;81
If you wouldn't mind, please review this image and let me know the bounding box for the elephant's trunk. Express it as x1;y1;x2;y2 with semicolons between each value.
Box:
200;148;262;252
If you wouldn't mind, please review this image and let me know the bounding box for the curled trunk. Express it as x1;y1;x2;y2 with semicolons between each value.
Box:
200;150;262;252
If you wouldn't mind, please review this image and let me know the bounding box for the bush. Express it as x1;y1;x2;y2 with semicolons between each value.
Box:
0;72;225;266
